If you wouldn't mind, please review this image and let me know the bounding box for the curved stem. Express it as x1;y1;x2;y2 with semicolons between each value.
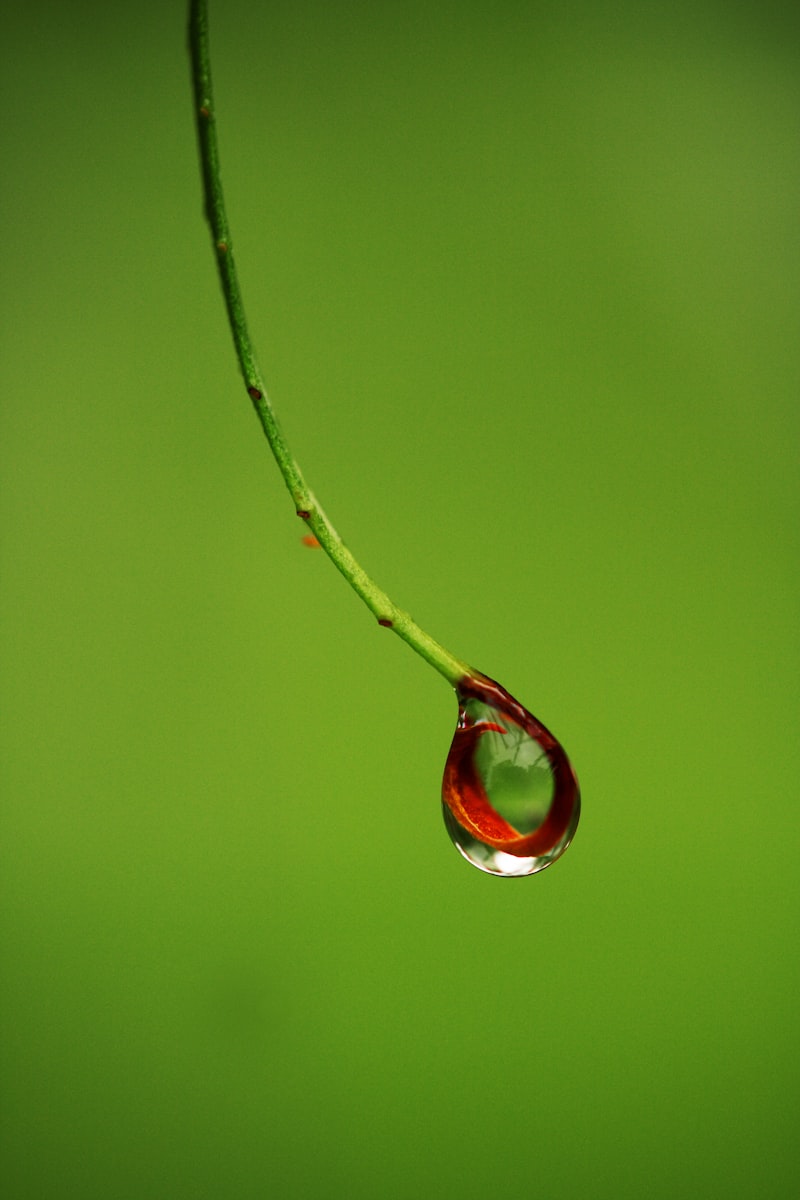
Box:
188;0;470;688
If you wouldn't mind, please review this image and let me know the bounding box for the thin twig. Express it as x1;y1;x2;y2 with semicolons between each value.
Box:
188;0;471;686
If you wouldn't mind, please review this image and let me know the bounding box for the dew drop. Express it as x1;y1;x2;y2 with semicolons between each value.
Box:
442;673;580;877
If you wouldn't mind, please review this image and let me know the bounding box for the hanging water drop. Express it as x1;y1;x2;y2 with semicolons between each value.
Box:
442;674;580;877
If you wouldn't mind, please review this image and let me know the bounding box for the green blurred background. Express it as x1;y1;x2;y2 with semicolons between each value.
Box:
2;1;798;1196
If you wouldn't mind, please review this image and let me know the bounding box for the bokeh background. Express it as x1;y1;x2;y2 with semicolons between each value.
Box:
2;1;798;1196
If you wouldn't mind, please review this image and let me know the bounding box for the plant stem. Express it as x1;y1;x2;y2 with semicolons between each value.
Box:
188;0;471;688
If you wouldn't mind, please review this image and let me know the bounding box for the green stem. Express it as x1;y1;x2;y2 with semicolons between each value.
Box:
188;0;470;688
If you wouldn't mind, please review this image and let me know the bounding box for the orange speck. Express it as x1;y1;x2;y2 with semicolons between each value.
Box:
301;534;321;549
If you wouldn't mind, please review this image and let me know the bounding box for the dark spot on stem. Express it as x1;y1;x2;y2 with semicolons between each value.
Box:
378;618;394;628
199;105;211;119
248;386;262;401
216;241;228;254
296;509;311;520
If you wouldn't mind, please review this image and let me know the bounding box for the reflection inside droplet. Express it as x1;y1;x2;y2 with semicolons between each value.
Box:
442;673;580;877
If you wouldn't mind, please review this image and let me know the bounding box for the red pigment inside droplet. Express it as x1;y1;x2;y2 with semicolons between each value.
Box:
442;673;579;861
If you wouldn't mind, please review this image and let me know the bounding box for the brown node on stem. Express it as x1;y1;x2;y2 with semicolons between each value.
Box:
378;618;393;628
216;240;228;254
199;105;211;119
296;509;311;520
247;386;262;401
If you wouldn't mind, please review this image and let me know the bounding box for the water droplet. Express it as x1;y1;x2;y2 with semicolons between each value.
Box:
442;674;580;877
